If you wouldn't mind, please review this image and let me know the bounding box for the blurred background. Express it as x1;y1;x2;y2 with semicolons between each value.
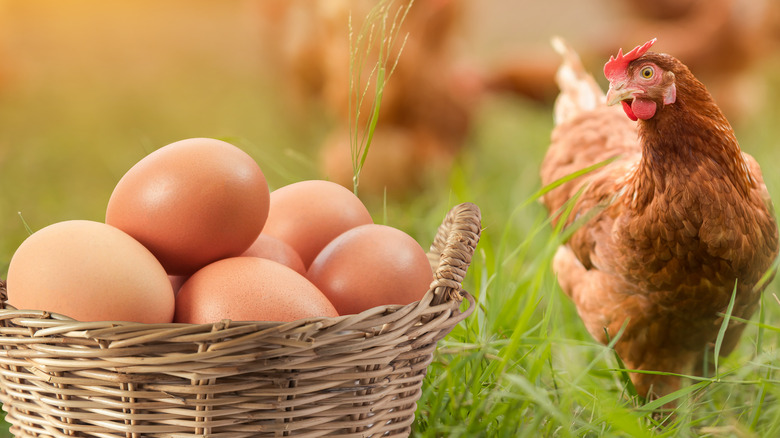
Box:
0;0;779;435
1;0;779;273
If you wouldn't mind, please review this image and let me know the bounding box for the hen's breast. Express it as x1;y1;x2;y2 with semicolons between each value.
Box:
609;168;778;318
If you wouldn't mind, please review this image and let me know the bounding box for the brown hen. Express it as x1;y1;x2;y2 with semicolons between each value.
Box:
542;38;779;403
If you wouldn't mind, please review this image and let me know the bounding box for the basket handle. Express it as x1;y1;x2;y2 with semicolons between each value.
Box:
428;202;481;306
0;279;6;309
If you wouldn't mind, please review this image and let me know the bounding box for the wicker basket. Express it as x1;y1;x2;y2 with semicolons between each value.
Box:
0;202;481;437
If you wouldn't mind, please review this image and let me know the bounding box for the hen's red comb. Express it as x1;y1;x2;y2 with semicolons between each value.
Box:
603;38;657;81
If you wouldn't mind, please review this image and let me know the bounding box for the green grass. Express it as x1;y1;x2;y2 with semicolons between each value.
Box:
2;5;780;437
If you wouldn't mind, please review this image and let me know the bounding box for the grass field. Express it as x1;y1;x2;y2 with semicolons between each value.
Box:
1;2;780;437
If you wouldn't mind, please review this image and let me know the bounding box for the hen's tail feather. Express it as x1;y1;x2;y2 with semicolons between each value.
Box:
551;37;605;125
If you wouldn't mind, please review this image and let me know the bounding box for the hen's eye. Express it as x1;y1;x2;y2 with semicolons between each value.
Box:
640;66;654;79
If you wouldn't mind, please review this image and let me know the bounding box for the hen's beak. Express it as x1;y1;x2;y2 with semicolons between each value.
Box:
606;82;642;106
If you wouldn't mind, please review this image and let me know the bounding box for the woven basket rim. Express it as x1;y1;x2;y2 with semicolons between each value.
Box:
0;202;482;331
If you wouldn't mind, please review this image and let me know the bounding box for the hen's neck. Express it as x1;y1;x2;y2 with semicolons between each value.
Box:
629;81;752;210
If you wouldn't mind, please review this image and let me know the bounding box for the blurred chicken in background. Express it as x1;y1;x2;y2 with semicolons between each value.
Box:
487;0;780;122
252;0;780;196
253;0;483;198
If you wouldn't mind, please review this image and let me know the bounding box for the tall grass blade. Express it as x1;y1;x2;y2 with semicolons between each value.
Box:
523;156;618;208
713;282;738;375
347;0;412;196
640;379;710;412
753;254;779;292
603;325;639;400
17;212;33;236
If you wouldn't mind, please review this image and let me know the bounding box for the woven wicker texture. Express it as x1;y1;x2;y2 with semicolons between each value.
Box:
0;202;481;437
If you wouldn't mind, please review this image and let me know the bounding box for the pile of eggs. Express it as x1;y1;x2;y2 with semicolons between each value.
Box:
5;138;435;324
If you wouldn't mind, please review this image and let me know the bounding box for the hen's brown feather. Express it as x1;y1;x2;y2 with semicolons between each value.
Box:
543;41;779;401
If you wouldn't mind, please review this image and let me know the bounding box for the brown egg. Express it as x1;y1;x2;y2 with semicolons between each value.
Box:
106;138;270;275
306;224;434;315
6;220;174;323
241;233;306;275
174;257;338;323
262;180;373;268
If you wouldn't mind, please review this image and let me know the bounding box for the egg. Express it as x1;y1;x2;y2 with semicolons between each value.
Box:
306;224;434;315
262;180;373;268
174;257;338;323
106;138;270;275
6;220;174;323
241;233;306;275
